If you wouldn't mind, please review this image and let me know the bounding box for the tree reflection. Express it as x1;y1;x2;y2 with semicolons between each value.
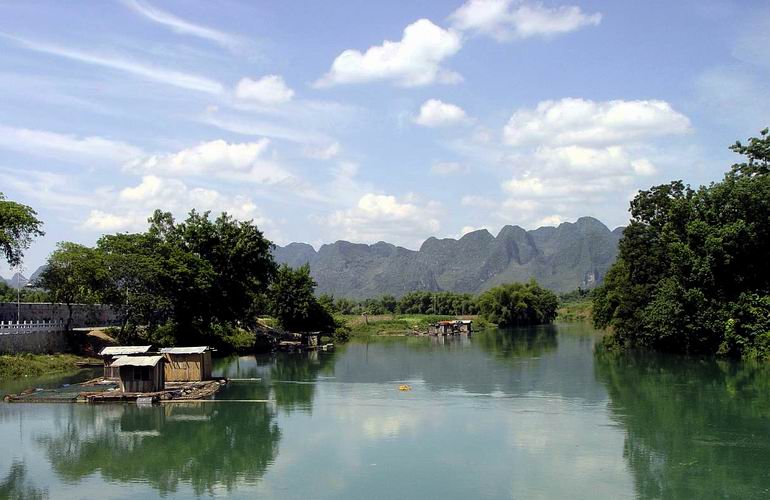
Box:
474;325;558;359
596;350;770;499
269;351;335;413
0;461;47;500
37;401;281;496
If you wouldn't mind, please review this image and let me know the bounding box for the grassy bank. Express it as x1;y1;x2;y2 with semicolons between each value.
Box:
340;314;490;337
557;299;593;322
0;353;96;379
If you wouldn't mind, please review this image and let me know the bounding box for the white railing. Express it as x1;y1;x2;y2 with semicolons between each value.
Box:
0;320;66;335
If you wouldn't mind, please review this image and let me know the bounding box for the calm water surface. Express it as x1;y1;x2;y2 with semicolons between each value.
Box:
2;324;770;499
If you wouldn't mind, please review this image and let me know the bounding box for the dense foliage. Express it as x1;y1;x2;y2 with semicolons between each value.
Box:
0;280;48;303
321;290;479;316
269;264;335;333
0;192;44;267
477;281;559;327
593;129;770;358
40;210;277;348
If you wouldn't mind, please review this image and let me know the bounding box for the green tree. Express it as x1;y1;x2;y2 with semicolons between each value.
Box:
477;281;558;326
38;242;106;330
593;128;770;358
0;193;44;267
269;264;335;332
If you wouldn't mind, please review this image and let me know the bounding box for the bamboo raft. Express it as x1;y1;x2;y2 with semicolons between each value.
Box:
3;378;228;404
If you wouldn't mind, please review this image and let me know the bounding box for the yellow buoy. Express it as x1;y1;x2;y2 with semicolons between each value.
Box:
398;384;411;391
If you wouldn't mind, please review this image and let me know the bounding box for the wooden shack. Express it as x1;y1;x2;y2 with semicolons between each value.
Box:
160;346;213;382
99;345;153;379
112;355;165;393
428;320;473;336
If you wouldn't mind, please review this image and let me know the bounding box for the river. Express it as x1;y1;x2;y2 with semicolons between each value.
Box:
1;323;769;499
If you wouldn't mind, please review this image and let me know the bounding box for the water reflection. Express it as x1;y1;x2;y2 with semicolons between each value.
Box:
0;461;47;499
215;350;337;413
595;350;770;499
36;402;280;496
474;325;558;359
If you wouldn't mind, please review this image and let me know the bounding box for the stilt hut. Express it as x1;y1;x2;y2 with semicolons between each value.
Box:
160;347;213;382
99;345;153;379
112;355;165;393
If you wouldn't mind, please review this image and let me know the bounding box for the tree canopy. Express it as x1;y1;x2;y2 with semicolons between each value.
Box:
269;264;335;333
0;193;43;267
40;210;277;347
593;128;770;358
477;281;558;327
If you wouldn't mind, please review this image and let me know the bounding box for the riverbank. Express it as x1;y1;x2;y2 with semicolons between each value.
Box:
557;299;593;322
340;314;490;337
0;353;97;379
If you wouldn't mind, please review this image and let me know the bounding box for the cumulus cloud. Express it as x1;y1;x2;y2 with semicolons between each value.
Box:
503;98;691;147
315;19;462;87
323;193;441;248
82;175;266;232
82;210;146;232
489;97;693;228
125;139;296;185
432;161;469;175
414;99;469;127
235;75;295;105
450;0;601;41
0;124;143;164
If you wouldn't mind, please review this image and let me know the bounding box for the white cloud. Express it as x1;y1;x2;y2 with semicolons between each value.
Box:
4;34;223;94
461;195;497;209
450;0;601;41
503;98;691;147
81;175;266;232
303;142;341;160
487;97;693;229
82;210;146;232
315;19;462;87
125;138;291;182
121;0;245;52
235;75;295;105
323;193;441;248
414;99;469;127
0;124;143;164
432;161;469;175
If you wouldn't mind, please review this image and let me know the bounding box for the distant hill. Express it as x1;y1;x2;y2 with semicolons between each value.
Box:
273;216;624;298
1;265;45;289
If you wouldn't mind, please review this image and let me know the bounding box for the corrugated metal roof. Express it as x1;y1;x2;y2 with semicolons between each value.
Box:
160;346;209;354
111;355;164;367
100;345;152;356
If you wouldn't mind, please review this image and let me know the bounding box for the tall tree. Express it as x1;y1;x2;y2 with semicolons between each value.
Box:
593;128;770;358
0;193;44;267
38;242;106;329
269;264;335;332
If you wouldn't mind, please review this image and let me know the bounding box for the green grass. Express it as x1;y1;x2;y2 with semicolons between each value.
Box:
0;353;96;379
338;314;491;337
557;299;593;322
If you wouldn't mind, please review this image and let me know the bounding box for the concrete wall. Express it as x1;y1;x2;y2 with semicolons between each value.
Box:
0;321;68;354
0;303;118;327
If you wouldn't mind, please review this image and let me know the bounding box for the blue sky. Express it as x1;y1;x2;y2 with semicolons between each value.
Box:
1;0;769;275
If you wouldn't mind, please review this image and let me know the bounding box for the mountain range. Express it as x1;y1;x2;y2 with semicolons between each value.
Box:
273;216;624;298
1;266;45;289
